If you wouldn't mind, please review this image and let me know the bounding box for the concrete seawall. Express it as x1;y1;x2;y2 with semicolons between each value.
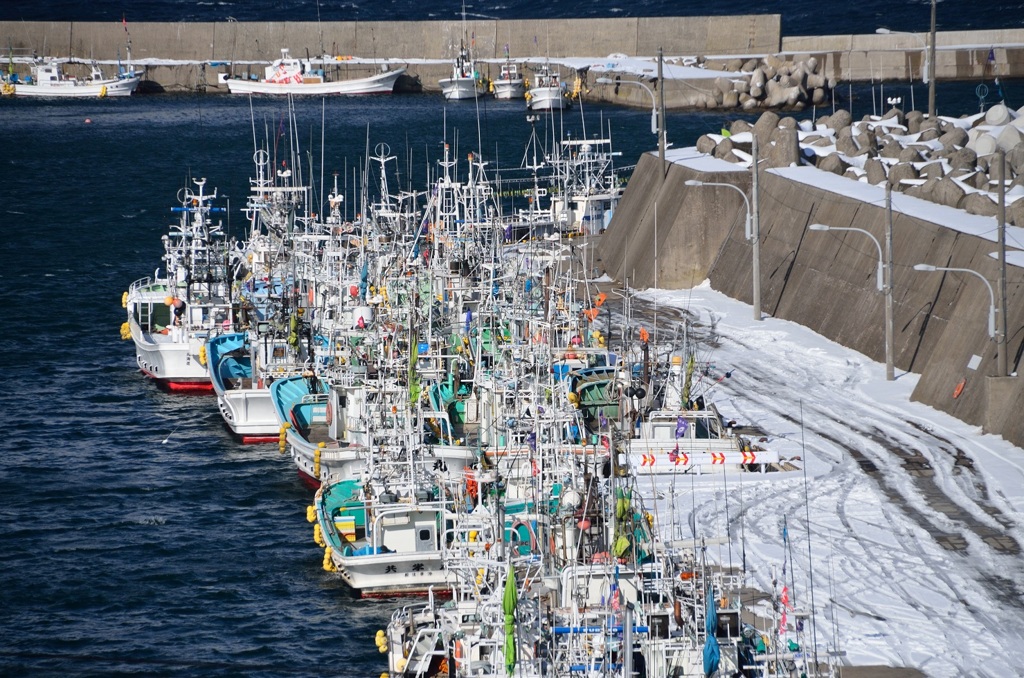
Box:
3;20;1022;98
600;151;1024;446
0;17;780;92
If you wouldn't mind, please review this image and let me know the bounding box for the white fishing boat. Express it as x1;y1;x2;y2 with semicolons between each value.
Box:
526;64;570;110
439;42;488;100
548;135;624;235
491;59;525;100
311;457;458;597
2;58;140;97
122;178;233;392
223;49;404;95
626;355;778;473
207;329;325;443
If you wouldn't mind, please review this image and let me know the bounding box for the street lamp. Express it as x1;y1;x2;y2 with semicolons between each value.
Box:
876;27;928;84
809;224;883;290
686;179;752;239
913;264;997;339
595;76;666;169
596;77;657;134
810;223;894;379
686;178;761;321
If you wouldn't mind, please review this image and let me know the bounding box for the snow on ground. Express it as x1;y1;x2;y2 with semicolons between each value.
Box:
633;281;1024;677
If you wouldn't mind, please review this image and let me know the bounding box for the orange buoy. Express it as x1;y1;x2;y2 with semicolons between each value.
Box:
953;378;966;399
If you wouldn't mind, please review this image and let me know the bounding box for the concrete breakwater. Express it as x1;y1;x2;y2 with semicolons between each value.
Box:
696;105;1024;228
2;19;1023;110
0;16;778;95
598;116;1024;446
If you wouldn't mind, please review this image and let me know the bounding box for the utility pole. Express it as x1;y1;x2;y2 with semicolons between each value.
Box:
658;46;667;176
752;135;762;321
928;0;937;118
998;150;1008;376
885;184;895;381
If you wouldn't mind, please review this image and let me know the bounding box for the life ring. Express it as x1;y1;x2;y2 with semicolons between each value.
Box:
953;378;966;399
510;519;538;554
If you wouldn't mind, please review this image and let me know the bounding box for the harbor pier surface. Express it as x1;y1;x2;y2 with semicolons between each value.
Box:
2;18;1022;102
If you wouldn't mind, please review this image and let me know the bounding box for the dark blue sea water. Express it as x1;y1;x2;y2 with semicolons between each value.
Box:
2;0;1023;35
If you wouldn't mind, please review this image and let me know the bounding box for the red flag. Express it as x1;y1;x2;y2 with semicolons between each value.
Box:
122;15;128;32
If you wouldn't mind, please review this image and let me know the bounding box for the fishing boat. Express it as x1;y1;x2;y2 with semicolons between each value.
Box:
223;48;404;95
491;59;525;100
548;135;624;235
439;42;488;100
311;451;459;597
2;57;140;97
122;178;234;392
207;327;326;443
526;64;570;111
625;355;778;474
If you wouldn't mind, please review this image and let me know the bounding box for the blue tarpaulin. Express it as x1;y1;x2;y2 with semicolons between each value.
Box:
703;587;720;676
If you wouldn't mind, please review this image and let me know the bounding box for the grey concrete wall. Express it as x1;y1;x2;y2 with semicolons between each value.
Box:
0;17;782;60
782;31;1024;83
600;154;1024;445
0;17;782;91
602;153;748;290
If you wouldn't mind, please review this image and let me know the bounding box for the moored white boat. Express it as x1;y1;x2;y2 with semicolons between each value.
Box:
122;178;233;392
526;64;570;110
626;355;778;473
491;60;525;100
2;58;140;97
223;49;404;95
312;473;457;598
207;331;295;443
439;43;488;100
548;135;624;235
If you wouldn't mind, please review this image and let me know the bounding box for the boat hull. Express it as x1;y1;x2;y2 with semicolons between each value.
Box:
225;68;404;95
218;390;281;442
439;77;487;100
527;87;569;110
333;551;453;598
492;79;525;99
9;76;140;97
130;319;213;391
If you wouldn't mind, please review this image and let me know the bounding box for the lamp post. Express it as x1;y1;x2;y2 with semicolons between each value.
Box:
914;265;1002;370
686;177;761;321
596;76;666;169
877;20;935;118
810;222;894;380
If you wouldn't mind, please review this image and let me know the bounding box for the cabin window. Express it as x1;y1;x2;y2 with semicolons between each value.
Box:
418;529;431;542
653;424;673;441
694;417;720;439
